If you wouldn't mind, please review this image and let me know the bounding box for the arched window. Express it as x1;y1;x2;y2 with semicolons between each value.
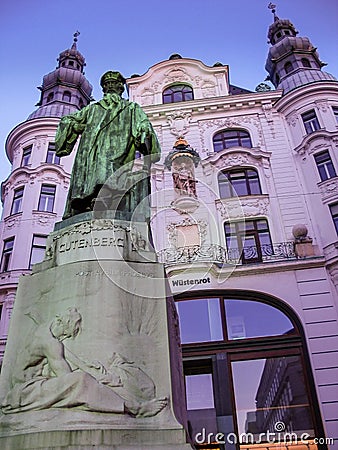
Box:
162;84;194;103
62;91;71;102
213;129;252;151
301;58;311;68
218;168;262;198
284;61;293;74
175;293;325;449
46;92;54;103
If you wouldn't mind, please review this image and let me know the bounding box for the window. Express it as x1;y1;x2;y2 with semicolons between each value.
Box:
21;145;32;166
1;237;14;272
38;184;56;212
330;203;338;234
218;168;262;198
46;142;60;164
301;58;311;68
47;92;54;103
62;91;71;102
332;106;338;123
213;129;252;151
29;235;47;269
176;294;324;449
11;187;24;215
162;84;194;103
301;110;320;134
224;219;272;264
314;151;336;181
284;61;293;74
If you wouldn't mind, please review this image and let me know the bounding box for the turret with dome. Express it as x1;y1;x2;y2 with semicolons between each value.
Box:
28;32;93;120
265;3;336;93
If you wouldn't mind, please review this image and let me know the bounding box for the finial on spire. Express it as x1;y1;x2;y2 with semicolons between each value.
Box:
72;31;80;49
268;2;278;21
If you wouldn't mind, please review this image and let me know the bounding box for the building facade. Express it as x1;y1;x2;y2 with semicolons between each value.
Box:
1;12;338;450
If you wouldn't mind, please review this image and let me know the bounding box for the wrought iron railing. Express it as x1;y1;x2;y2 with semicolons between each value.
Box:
157;242;297;266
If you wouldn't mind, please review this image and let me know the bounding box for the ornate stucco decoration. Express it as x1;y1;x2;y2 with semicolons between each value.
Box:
140;88;155;106
167;217;207;248
319;178;338;204
163;65;194;85
216;195;270;220
198;115;264;155
166;112;192;138
286;112;298;127
294;130;338;158
32;212;56;227
4;216;21;230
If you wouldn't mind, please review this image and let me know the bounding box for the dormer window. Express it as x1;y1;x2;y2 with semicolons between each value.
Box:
284;61;293;74
301;58;311;68
62;91;71;102
162;84;194;104
47;92;54;103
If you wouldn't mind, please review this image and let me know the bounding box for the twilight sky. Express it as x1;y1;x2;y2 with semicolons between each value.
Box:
0;0;337;190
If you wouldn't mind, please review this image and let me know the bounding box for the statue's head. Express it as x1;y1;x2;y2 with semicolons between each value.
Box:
51;307;82;341
100;71;126;96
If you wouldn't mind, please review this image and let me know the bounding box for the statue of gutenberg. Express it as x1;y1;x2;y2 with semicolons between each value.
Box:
55;71;161;220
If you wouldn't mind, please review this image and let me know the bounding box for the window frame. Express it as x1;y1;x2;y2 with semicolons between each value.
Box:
218;168;262;198
29;234;47;269
38;184;56;213
329;203;338;234
176;291;327;450
224;219;273;264
162;84;194;104
21;145;32;166
301;110;320;134
46;142;61;165
314;150;336;181
10;186;25;215
1;237;15;272
213;129;253;152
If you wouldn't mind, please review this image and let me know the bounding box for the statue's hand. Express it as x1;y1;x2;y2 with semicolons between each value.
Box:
98;373;122;387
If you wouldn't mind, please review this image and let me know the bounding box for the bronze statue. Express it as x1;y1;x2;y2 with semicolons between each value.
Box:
55;71;161;220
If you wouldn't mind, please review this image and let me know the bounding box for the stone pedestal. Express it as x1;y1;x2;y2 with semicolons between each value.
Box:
0;214;192;449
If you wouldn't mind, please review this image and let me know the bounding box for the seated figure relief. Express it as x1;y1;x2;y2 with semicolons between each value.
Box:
1;307;167;418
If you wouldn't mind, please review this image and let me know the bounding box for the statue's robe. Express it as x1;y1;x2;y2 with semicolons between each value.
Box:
55;96;161;219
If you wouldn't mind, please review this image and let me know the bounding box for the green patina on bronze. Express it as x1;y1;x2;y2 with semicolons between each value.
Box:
55;70;161;220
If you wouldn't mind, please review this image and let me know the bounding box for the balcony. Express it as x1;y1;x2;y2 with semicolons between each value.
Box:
157;242;297;266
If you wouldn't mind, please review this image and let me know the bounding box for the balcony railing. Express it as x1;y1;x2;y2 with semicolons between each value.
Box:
157;242;297;266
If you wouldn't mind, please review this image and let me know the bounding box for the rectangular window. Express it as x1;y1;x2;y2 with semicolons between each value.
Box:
1;237;15;272
314;150;336;181
225;219;272;264
46;142;60;165
301;110;320;134
29;235;47;269
332;106;338;123
11;186;24;215
21;145;32;166
231;356;315;438
330;203;338;234
176;298;223;344
38;184;56;212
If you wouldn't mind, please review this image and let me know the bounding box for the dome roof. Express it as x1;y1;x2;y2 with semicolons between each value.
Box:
277;69;337;94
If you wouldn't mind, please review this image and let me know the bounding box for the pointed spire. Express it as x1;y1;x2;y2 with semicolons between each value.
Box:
71;31;80;50
268;3;279;22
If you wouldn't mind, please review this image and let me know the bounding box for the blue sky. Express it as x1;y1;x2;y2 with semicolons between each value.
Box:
0;0;337;188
